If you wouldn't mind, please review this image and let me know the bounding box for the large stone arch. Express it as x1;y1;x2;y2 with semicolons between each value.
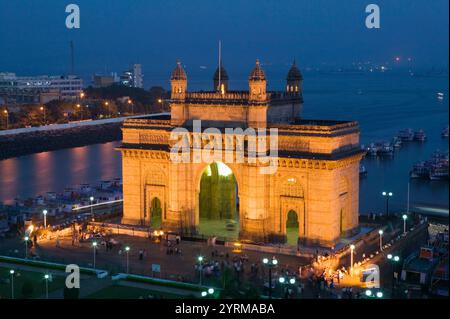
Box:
194;161;241;237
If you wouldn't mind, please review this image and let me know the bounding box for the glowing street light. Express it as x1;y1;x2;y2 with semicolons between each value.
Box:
3;109;9;129
127;99;134;115
40;106;46;124
44;274;50;299
262;257;278;299
24;236;29;259
378;230;384;251
402;214;408;234
43;209;48;228
90;196;95;217
350;244;356;276
10;270;14;299
198;256;204;285
382;191;393;217
92;241;98;270
125;246;130;273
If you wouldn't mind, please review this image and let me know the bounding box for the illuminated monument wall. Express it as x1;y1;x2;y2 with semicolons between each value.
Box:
118;59;364;247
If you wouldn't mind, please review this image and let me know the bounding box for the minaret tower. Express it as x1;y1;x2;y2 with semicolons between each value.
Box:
248;59;267;102
170;60;187;101
286;60;303;94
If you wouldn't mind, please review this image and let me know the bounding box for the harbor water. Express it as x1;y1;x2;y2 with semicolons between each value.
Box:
0;72;448;215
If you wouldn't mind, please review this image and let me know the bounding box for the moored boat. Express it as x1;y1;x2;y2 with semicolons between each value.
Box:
392;136;402;148
410;162;429;178
414;129;427;142
359;163;368;176
398;128;414;141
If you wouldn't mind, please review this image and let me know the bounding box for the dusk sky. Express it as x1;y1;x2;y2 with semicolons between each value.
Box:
0;0;448;87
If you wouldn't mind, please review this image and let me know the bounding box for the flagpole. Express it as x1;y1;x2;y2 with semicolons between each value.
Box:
406;180;410;214
218;40;222;91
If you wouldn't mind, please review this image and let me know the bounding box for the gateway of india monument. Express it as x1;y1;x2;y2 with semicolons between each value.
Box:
118;58;365;247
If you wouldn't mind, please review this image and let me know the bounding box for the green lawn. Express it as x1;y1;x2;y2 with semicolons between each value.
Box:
198;218;240;240
86;284;193;299
0;267;66;299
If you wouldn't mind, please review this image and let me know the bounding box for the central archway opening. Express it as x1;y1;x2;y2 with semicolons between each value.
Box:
150;197;162;228
198;162;239;239
286;210;299;246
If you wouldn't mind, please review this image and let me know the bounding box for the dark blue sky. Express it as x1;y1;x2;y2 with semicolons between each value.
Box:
0;0;448;88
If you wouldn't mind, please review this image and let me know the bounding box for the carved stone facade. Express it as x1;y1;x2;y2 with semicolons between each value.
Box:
118;60;364;247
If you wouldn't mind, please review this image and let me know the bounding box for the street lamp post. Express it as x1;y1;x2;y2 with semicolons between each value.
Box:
402;214;408;234
10;270;14;299
76;104;83;120
104;101;110;117
262;257;278;299
278;276;296;298
125;246;130;273
43;209;48;228
24;236;29;259
378;230;384;251
350;244;356;276
387;254;400;294
90;196;94;217
382;191;393;217
128;99;133;115
44;274;50;299
92;241;98;270
40;106;46;125
3;109;8;129
198;256;204;285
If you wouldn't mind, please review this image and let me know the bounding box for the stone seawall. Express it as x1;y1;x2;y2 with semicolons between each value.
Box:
0;123;122;160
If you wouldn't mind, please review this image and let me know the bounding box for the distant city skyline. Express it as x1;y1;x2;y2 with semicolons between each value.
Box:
0;0;448;89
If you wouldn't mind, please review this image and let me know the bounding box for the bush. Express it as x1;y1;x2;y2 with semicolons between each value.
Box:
21;281;34;298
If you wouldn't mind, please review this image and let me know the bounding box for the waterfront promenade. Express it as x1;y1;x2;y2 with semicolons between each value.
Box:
0;113;169;137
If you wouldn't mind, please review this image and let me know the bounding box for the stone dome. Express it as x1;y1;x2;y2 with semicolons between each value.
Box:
287;61;303;81
249;59;266;81
171;61;187;80
213;65;229;81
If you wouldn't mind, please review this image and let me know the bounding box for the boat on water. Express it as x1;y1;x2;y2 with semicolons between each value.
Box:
367;143;379;156
414;129;427;142
378;141;394;156
410;162;429;178
367;141;394;156
442;127;449;138
398;128;414;141
410;151;449;180
359;163;368;176
392;136;402;148
429;164;449;181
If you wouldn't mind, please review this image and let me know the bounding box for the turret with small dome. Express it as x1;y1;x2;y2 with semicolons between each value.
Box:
286;60;303;94
213;65;229;93
248;59;267;102
170;61;187;101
